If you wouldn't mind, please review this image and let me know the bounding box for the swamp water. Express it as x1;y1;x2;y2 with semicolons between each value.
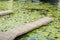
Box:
0;1;60;40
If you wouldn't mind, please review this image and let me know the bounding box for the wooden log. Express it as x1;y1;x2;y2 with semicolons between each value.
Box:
0;10;13;15
0;17;54;40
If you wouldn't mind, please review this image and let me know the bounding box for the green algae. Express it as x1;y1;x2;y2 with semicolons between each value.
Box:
0;1;60;40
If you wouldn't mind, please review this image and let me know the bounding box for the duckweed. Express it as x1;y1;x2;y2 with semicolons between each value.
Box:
0;1;60;40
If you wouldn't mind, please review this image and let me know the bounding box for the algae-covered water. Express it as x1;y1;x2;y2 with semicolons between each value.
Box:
0;1;60;40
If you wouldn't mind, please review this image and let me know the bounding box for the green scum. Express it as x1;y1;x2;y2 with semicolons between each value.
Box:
0;1;60;40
